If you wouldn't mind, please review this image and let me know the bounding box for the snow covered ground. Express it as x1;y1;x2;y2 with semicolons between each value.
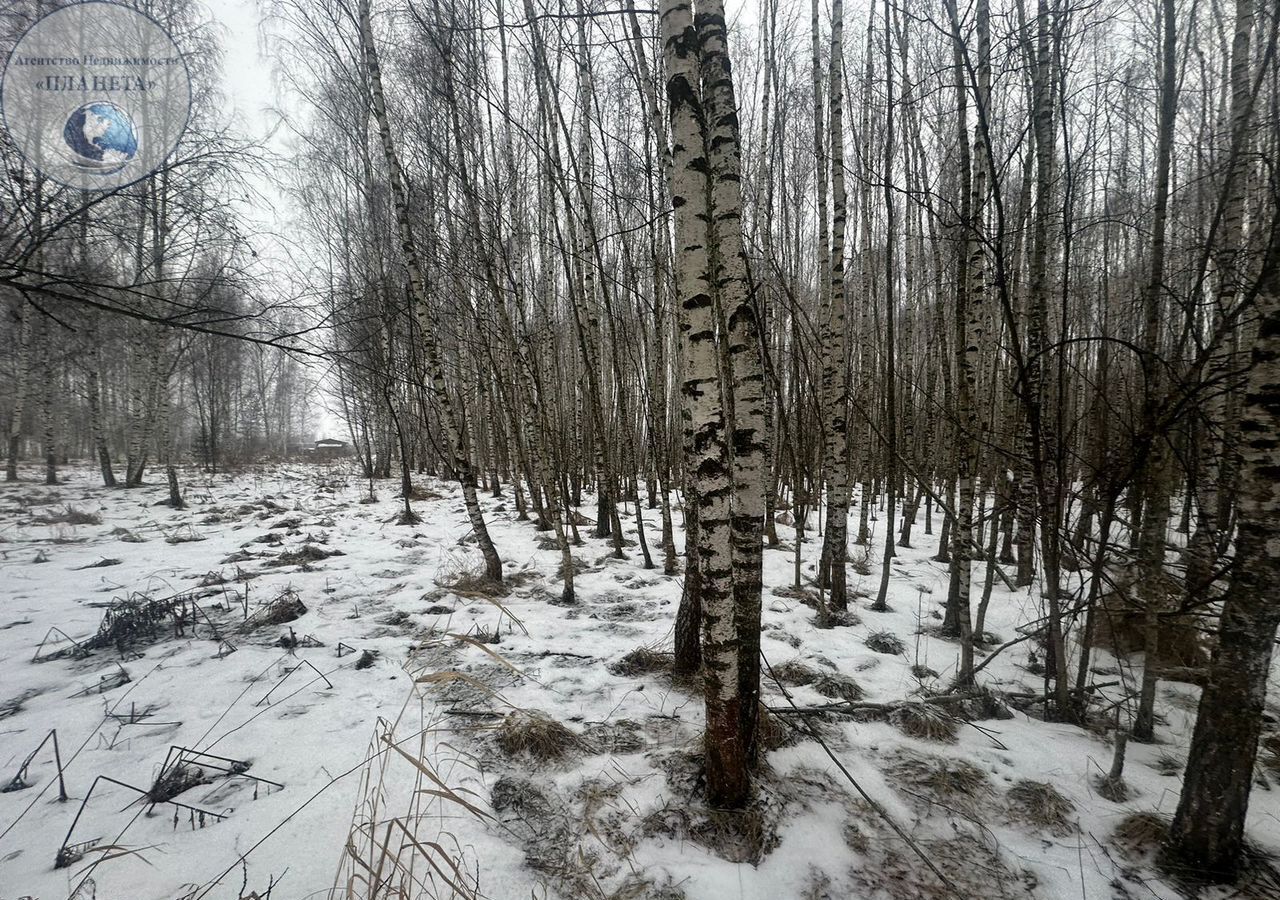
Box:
2;464;1278;900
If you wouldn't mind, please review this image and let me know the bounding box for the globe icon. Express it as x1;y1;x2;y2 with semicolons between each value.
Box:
62;101;138;174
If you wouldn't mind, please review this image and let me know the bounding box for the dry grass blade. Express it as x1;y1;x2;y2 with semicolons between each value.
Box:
72;843;158;877
413;669;507;703
378;734;493;822
455;592;529;635
443;633;526;676
393;820;479;900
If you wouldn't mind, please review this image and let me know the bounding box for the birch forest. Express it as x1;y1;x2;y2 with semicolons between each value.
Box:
2;0;1280;897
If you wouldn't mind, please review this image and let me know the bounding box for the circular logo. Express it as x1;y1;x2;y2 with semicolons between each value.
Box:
63;101;138;174
1;2;191;190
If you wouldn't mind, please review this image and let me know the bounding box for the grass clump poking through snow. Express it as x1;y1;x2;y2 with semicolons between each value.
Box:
1259;734;1280;775
812;672;864;703
496;710;584;761
32;505;101;526
1005;779;1076;835
148;763;212;803
756;706;794;752
889;752;991;813
865;630;906;655
772;660;820;686
436;552;510;599
1112;811;1170;860
1153;752;1183;776
889;703;959;743
245;587;307;629
608;646;673;677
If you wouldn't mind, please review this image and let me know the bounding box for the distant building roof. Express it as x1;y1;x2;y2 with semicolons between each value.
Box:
314;438;347;447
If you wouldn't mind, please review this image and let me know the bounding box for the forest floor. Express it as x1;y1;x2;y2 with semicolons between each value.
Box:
2;464;1280;900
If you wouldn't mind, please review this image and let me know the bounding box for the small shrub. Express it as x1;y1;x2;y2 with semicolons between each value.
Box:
496;710;583;760
85;592;182;653
865;631;906;655
850;543;874;577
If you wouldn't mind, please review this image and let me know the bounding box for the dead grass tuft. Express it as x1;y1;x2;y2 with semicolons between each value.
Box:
33;505;101;526
643;799;779;866
1005;780;1075;835
812;673;864;703
0;689;39;721
849;543;875;577
608;647;673;677
865;630;907;655
244;588;307;629
436;553;511;599
1112;811;1169;860
265;543;344;567
890;703;959;743
1153;752;1184;776
581;719;647;754
852;828;1038;900
889;752;991;813
164;524;206;544
77;557;121;569
756;706;794;752
1095;772;1131;803
149;763;212;803
1259;734;1280;775
772;659;820;686
496;710;584;761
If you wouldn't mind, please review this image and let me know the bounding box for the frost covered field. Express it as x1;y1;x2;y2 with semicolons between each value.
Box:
1;464;1278;900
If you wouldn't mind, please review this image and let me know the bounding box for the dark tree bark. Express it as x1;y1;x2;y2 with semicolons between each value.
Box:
1164;234;1280;880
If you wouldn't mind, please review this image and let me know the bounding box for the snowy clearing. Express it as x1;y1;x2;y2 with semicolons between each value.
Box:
2;465;1277;900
